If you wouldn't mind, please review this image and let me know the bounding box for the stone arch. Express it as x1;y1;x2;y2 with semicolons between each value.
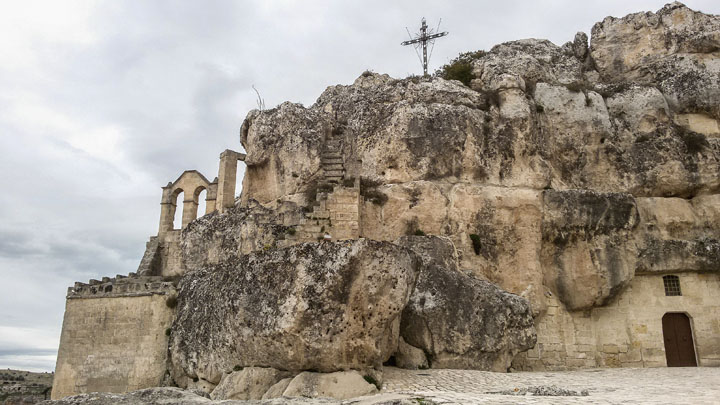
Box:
158;170;218;233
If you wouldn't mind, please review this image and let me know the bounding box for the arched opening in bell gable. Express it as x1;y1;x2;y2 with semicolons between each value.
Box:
196;187;207;218
172;190;184;230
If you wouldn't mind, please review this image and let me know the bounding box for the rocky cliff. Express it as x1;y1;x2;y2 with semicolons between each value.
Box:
237;2;719;317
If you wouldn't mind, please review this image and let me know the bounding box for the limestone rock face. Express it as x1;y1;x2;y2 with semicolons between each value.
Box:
168;239;419;386
591;4;719;81
471;39;586;91
396;236;536;371
541;190;639;310
240;102;327;207
636;195;720;274
592;3;720;120
159;2;720;377
233;4;719;325
181;200;303;272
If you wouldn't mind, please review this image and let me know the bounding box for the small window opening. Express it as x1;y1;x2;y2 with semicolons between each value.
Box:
663;275;682;296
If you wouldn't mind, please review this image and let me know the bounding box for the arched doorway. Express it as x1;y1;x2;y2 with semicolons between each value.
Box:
662;313;697;367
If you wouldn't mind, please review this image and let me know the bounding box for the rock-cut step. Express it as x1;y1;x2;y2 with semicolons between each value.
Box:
322;163;344;171
324;170;344;178
322;157;343;165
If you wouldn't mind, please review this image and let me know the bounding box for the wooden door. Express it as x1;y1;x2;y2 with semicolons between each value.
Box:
662;313;697;367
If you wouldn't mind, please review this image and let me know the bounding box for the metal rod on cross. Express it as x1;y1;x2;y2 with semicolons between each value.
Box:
401;18;449;76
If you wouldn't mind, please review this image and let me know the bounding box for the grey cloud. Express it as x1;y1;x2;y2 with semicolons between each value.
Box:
0;349;57;357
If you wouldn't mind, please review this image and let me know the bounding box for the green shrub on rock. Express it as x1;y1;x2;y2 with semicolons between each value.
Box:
434;50;486;86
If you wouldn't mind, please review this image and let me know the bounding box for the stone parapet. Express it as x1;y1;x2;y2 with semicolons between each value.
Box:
68;274;175;299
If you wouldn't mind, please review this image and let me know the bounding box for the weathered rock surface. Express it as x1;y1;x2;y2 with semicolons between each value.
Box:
240;103;327;208
635;195;720;275
232;4;720;326
181;200;303;272
471;38;586;91
541;190;639;310
39;387;415;404
210;367;290;401
396;236;536;371
281;371;377;400
168;239;419;386
591;2;720;119
261;378;292;400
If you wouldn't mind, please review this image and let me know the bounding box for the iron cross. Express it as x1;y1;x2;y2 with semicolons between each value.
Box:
401;18;449;76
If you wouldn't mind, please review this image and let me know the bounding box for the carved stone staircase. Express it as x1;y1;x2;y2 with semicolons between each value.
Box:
322;134;345;184
291;124;360;242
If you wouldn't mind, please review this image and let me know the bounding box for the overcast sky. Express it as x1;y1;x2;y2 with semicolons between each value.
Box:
1;0;718;373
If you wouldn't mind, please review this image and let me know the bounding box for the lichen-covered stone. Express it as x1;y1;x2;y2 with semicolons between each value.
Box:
168;239;419;386
471;39;586;92
181;200;303;272
591;2;720;119
240;102;327;207
396;236;536;371
638;237;720;274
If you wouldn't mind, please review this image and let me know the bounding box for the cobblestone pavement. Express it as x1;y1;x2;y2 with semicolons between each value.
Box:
379;366;720;404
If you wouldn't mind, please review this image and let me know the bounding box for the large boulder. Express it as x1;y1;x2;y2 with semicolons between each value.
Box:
281;371;377;400
210;367;290;400
396;236;536;371
168;239;419;387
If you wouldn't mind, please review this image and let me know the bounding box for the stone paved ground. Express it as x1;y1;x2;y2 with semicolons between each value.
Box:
378;367;720;404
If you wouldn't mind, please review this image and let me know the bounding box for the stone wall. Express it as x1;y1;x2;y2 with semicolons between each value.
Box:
51;278;175;399
514;272;720;370
136;231;184;278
